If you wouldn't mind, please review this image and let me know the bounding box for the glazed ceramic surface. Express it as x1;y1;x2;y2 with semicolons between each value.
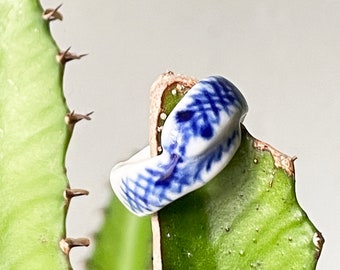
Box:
110;76;248;216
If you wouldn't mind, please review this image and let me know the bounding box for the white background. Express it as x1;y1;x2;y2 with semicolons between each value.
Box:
41;1;339;269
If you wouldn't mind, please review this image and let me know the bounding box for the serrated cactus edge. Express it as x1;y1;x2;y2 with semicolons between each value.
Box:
0;1;89;269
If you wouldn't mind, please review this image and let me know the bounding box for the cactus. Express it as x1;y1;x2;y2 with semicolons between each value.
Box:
157;127;323;269
0;1;89;269
87;196;152;270
153;74;324;269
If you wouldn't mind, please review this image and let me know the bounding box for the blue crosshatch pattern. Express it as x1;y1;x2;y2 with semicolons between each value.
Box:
111;76;248;216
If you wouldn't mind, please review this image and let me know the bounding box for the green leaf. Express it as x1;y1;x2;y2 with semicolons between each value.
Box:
158;127;323;270
88;196;152;270
0;1;71;268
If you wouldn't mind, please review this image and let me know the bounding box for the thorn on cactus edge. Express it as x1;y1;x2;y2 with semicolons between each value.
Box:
42;4;63;21
65;111;94;128
64;188;89;201
59;238;90;255
57;47;88;65
313;231;325;259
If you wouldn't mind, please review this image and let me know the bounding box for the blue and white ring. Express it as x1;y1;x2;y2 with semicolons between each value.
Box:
110;76;248;216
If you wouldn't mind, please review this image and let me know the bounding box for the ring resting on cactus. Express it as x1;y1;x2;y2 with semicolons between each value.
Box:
110;76;248;216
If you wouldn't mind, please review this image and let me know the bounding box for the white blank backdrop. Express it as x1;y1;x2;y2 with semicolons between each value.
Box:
41;1;339;269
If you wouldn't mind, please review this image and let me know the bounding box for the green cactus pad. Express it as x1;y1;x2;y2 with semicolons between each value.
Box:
0;1;71;268
150;74;323;269
158;127;323;269
87;196;152;270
